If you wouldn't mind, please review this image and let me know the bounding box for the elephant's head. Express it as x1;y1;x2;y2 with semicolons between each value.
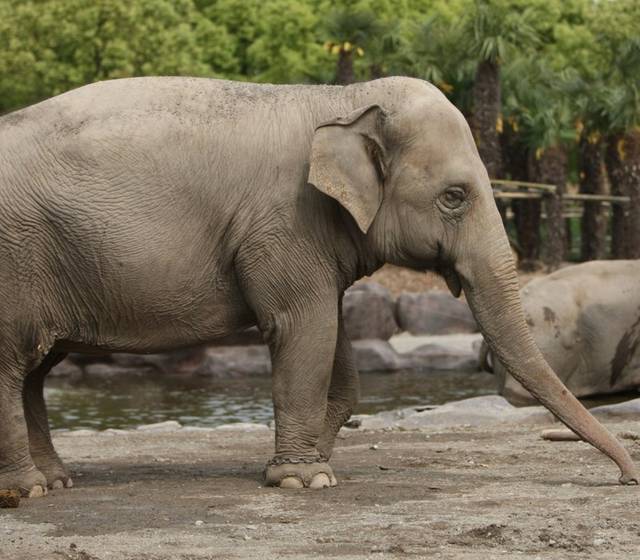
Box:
308;78;638;484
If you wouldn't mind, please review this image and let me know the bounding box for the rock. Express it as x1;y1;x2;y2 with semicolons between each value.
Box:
540;428;581;441
214;422;269;431
136;420;182;432
353;335;484;372
181;426;216;433
101;428;129;436
590;398;640;420
209;328;263;346
354;396;553;430
111;347;208;375
0;490;20;508
390;333;483;371
396;291;477;335
195;346;271;377
343;283;398;340
49;359;83;378
352;340;410;372
62;429;98;437
66;352;112;366
84;363;153;377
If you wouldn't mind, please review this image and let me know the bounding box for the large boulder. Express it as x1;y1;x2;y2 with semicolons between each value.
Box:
590;398;640;420
391;333;483;371
352;334;483;372
396;291;477;335
111;347;208;374
210;327;263;346
352;340;409;372
343;282;398;340
195;345;271;377
49;358;83;378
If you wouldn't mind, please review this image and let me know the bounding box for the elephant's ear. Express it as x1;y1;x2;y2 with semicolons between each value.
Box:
308;104;388;234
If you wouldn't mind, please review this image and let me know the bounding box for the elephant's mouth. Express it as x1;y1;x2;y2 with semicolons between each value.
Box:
434;261;462;298
433;242;462;298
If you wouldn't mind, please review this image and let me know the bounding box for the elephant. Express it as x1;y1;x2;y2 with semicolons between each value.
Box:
0;76;637;498
481;260;640;404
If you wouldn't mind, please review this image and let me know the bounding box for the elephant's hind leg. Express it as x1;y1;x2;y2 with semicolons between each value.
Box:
316;314;359;462
0;356;48;497
23;352;73;489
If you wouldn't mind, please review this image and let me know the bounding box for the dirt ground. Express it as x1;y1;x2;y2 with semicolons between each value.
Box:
3;420;640;560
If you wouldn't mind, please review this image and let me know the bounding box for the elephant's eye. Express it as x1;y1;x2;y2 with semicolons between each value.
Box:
440;186;466;210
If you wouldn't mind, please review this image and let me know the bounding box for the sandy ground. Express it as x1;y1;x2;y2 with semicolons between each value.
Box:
3;420;640;560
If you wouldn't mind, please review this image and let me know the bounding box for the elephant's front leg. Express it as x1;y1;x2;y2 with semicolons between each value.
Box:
316;314;359;461
263;304;339;489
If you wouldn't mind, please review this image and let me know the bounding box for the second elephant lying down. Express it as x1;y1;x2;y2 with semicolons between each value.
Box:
483;260;640;404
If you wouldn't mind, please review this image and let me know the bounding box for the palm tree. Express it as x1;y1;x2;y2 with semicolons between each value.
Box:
321;4;381;84
578;130;608;261
602;39;640;259
406;15;474;113
561;72;611;262
462;1;539;180
503;58;573;270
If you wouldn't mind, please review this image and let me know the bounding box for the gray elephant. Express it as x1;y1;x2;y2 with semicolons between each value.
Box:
482;260;640;404
0;76;637;498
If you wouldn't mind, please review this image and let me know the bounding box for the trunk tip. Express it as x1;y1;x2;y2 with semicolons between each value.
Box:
619;471;639;485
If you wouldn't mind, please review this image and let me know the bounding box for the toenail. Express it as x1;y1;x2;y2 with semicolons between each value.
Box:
279;476;304;489
309;473;331;489
27;485;47;498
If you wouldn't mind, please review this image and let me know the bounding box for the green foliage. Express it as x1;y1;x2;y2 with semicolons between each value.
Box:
462;0;541;66
0;0;638;147
246;0;326;83
502;57;575;151
0;0;237;112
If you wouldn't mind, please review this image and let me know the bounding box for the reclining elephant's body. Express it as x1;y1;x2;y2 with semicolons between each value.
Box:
487;260;640;404
0;76;636;497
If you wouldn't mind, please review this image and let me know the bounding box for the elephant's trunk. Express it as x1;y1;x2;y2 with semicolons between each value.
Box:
455;216;638;484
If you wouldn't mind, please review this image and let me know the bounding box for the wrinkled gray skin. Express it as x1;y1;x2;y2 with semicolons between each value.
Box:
483;260;640;405
0;77;637;497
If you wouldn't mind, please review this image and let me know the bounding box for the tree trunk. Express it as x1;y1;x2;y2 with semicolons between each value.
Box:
501;124;527;262
507;151;541;270
531;146;568;271
369;63;384;80
335;50;355;85
579;135;608;261
606;129;640;258
471;60;503;179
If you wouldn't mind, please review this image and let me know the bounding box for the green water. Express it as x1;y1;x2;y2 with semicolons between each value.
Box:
45;371;498;430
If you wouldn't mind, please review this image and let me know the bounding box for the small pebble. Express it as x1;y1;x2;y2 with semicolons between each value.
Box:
369;444;379;450
195;520;204;527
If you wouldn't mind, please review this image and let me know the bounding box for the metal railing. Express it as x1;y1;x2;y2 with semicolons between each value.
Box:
491;180;630;207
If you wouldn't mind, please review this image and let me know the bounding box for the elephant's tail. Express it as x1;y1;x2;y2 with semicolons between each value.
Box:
478;340;493;373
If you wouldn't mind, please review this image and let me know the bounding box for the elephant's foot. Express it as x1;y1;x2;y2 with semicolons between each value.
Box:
264;457;337;489
31;447;74;489
37;462;73;490
0;464;48;498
